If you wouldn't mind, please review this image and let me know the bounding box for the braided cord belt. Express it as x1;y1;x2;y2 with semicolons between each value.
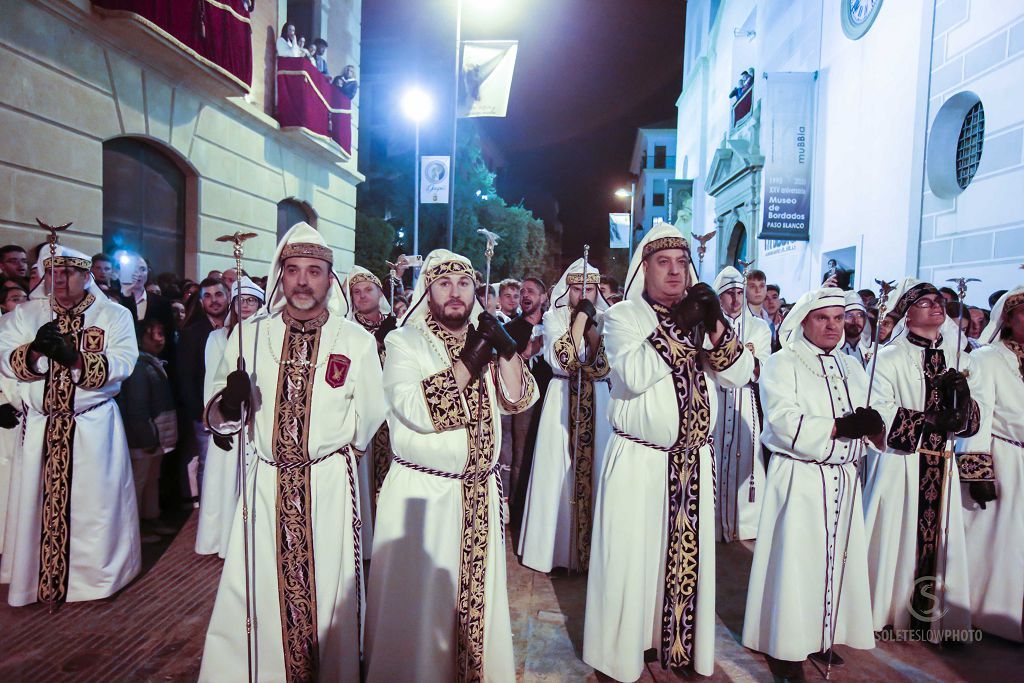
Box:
994;434;1024;449
49;398;113;419
611;425;711;454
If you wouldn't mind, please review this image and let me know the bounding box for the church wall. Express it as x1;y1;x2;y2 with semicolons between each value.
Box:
0;0;362;281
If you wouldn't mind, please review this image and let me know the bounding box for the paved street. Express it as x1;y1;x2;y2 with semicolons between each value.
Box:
0;517;1018;681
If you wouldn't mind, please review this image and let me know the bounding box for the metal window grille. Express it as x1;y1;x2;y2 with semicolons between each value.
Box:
955;102;984;190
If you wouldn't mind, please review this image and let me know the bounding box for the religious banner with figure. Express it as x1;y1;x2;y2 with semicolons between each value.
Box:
758;72;816;241
609;213;630;249
459;41;519;118
421;156;451;204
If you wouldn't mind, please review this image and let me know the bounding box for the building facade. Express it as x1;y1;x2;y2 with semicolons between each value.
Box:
0;0;363;280
628;121;677;239
676;0;1022;306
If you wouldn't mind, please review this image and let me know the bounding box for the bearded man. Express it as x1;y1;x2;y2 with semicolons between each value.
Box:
199;223;386;682
365;249;537;682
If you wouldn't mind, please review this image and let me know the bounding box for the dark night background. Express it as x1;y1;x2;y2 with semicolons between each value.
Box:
360;0;685;270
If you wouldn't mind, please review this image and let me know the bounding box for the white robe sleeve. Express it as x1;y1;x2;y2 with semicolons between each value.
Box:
603;304;672;396
384;328;470;434
955;348;997;482
759;352;842;463
205;324;244;436
0;303;46;383
350;333;387;451
75;303;138;391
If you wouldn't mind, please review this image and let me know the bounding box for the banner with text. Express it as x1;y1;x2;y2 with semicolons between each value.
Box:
420;156;450;204
759;71;815;241
460;41;518;118
609;213;630;249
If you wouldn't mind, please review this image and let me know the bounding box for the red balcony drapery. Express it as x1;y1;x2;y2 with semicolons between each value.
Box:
92;0;253;90
276;57;353;154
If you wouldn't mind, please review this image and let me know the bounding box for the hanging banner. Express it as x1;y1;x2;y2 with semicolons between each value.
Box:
759;71;816;241
459;40;518;118
420;156;450;204
609;213;630;249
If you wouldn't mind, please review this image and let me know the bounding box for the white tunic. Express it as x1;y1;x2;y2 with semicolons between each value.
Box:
518;306;611;572
957;340;1024;642
0;372;24;575
195;327;234;557
0;294;141;606
365;319;536;683
742;339;875;660
712;313;770;542
583;299;753;680
864;333;975;635
199;311;385;683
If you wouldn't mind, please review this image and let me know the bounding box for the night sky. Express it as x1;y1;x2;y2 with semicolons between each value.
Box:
361;0;685;270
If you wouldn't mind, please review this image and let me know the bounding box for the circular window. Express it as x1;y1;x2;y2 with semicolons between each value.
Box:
841;0;884;40
927;92;985;199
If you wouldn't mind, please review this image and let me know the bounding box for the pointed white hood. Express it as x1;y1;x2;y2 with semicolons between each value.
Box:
980;285;1024;345
339;265;392;319
622;223;699;303
263;222;343;317
399;248;483;330
550;257;609;311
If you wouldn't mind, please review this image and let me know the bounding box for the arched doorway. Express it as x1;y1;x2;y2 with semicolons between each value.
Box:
102;138;189;277
277;198;317;239
727;221;747;270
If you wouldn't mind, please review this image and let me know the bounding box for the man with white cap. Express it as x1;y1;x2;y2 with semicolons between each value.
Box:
341;265;397;516
841;290;871;368
742;287;881;675
0;244;141;607
365;249;536;682
519;258;611;573
582;224;754;679
863;277;980;641
955;285;1023;642
199;223;386;682
711;265;771;542
195;275;264;557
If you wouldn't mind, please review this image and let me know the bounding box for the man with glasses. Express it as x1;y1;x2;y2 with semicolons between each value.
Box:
864;278;981;641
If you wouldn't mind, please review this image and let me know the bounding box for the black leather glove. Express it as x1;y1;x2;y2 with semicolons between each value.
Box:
0;403;19;429
695;283;726;330
928;405;970;434
937;369;971;410
670;290;706;332
212;433;233;451
30;321;78;367
834;407;885;440
476;312;517;360
572;299;598;330
967;480;997;510
374;315;398;346
459;324;494;376
220;370;252;421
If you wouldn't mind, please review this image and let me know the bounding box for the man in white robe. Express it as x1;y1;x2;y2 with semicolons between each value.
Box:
0;348;25;585
195;276;263;558
0;245;140;608
583;225;754;680
841;290;871;368
711;266;770;542
365;250;536;683
956;286;1024;642
340;265;396;534
864;278;980;639
742;288;880;675
199;223;386;682
519;258;611;572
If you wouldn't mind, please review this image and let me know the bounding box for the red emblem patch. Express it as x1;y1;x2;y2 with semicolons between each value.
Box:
82;326;105;353
326;354;351;388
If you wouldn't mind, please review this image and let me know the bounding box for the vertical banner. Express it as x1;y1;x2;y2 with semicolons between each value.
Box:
609;213;630;249
460;41;519;118
421;156;450;204
666;179;694;242
759;72;816;241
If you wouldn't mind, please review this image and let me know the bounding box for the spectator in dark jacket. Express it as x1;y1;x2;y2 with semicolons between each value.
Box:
119;253;177;364
117;319;178;542
176;277;229;499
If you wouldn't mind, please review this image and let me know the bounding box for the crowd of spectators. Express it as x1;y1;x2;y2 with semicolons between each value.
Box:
276;22;358;99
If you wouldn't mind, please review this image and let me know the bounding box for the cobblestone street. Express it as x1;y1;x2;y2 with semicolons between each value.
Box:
0;516;1018;682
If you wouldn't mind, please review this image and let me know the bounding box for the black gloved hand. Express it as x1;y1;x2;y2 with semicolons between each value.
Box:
220;370;252;421
573;298;598;330
374;315;398;346
212;433;233;451
0;403;19;430
670;290;706;332
834;407;885;440
967;480;997;510
928;405;970;434
937;369;971;410
30;321;79;367
693;282;725;330
476;312;517;360
459;324;494;377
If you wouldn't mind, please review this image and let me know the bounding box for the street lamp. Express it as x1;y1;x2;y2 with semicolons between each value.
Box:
402;87;433;266
615;182;637;261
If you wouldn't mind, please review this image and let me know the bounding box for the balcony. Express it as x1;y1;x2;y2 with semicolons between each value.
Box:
91;0;252;99
275;57;353;161
732;85;753;128
640;154;676;170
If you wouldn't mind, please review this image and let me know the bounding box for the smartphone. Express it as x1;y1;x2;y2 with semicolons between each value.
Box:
403;254;424;268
